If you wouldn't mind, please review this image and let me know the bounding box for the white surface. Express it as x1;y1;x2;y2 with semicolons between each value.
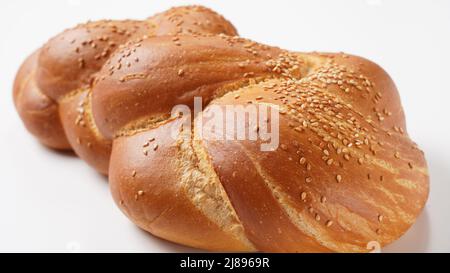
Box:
0;0;449;252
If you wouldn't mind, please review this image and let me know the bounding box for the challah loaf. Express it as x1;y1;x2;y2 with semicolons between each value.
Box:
13;5;429;252
13;5;237;174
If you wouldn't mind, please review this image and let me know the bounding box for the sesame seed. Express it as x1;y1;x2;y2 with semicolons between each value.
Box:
305;177;312;183
408;162;413;169
138;190;144;196
178;69;184;76
378;214;383;222
132;170;137;177
326;220;333;227
326;158;333;165
153;144;159;151
300;192;307;200
315;214;321;221
78;58;85;69
299;157;306;164
336;174;342;183
320;196;327;203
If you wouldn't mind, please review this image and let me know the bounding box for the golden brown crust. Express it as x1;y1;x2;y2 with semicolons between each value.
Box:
109;118;254;251
36;20;151;101
13;50;70;149
92;35;282;139
59;90;112;174
199;74;428;251
101;38;428;252
13;5;429;252
13;5;238;172
149;5;238;36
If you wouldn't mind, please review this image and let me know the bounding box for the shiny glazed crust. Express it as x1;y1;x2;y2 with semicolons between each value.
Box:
13;5;429;252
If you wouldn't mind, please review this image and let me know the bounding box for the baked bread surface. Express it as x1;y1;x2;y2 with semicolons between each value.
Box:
13;5;429;252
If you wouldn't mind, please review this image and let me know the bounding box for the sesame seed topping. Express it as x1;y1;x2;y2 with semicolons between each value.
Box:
78;58;85;69
378;214;383;222
305;177;312;183
299;157;306;164
326;220;333;227
336;174;342;183
300;192;307;200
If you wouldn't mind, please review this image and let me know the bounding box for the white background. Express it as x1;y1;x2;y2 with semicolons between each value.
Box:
1;0;449;252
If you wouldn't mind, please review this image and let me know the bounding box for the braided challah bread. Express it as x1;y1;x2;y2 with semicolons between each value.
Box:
13;5;429;252
13;5;237;174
